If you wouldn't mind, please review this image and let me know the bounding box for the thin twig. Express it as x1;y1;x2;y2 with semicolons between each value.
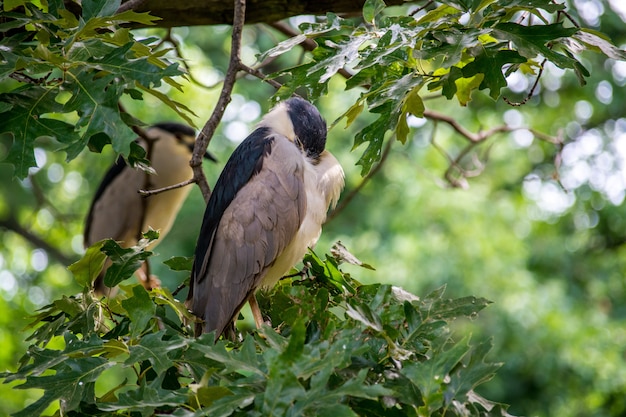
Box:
555;0;581;29
503;59;547;107
191;0;247;203
239;63;284;89
139;178;196;196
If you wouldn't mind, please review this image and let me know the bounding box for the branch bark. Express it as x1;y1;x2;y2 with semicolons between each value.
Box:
126;0;410;28
190;0;248;203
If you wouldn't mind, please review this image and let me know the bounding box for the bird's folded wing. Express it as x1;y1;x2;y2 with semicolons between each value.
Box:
190;135;306;336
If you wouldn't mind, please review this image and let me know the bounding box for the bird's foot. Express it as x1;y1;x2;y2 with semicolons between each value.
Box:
140;274;161;291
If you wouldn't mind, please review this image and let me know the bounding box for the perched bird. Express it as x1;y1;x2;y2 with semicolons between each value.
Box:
85;122;215;295
187;97;344;339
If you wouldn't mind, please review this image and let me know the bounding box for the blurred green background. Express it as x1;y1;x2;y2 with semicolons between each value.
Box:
2;1;626;416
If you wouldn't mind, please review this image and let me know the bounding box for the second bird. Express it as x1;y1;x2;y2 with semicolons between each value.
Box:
85;123;212;295
187;97;344;339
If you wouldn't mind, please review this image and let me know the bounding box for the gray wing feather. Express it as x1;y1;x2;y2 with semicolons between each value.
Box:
191;135;306;337
86;167;145;246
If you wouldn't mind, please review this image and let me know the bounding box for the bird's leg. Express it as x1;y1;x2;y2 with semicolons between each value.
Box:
281;262;311;281
136;260;161;291
248;294;269;329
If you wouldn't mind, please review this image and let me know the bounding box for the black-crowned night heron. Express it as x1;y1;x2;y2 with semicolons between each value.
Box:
85;122;214;295
186;97;344;339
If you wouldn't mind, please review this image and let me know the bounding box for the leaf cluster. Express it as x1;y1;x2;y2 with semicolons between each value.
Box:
0;0;189;178
264;0;626;174
2;240;508;416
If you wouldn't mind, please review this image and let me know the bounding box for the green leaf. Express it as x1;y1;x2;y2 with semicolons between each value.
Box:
258;33;308;61
113;9;162;26
125;331;186;374
397;87;425;144
461;49;526;99
429;66;463;99
317;404;358;417
121;285;156;337
62;71;135;159
572;29;626;60
192;337;266;376
163;256;194;271
415;28;485;68
492;22;579;70
262;354;306;416
136;83;197;127
68;240;107;287
281;318;306;362
402;336;471;414
308;34;368;83
273;62;329;102
416;4;462;24
342;100;365;129
454;72;484;105
363;0;386;24
14;357;113;417
194;385;234;408
81;0;121;20
353;103;396;175
446;339;502;403
99;374;188;414
101;239;153;288
0;86;79;178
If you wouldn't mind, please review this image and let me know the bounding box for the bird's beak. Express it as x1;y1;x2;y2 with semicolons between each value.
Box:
186;142;218;163
204;150;218;163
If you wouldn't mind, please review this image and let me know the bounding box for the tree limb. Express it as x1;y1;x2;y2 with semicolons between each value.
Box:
191;0;247;203
0;215;75;266
117;0;148;14
130;0;410;28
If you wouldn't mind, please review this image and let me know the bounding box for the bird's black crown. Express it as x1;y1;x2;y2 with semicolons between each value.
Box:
284;97;327;158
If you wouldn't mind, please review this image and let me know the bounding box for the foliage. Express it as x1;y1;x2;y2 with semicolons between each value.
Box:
1;240;506;417
0;0;189;179
263;0;626;174
2;0;624;178
2;1;626;417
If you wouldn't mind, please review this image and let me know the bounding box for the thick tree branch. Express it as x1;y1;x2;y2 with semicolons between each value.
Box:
129;0;410;28
117;0;148;14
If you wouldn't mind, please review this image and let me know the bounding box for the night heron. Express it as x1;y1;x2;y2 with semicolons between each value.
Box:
85;122;215;295
186;97;344;339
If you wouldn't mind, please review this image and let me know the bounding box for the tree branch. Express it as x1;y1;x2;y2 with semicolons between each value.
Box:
0;215;75;266
128;0;410;28
117;0;148;14
191;0;247;203
139;178;196;197
422;109;511;143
